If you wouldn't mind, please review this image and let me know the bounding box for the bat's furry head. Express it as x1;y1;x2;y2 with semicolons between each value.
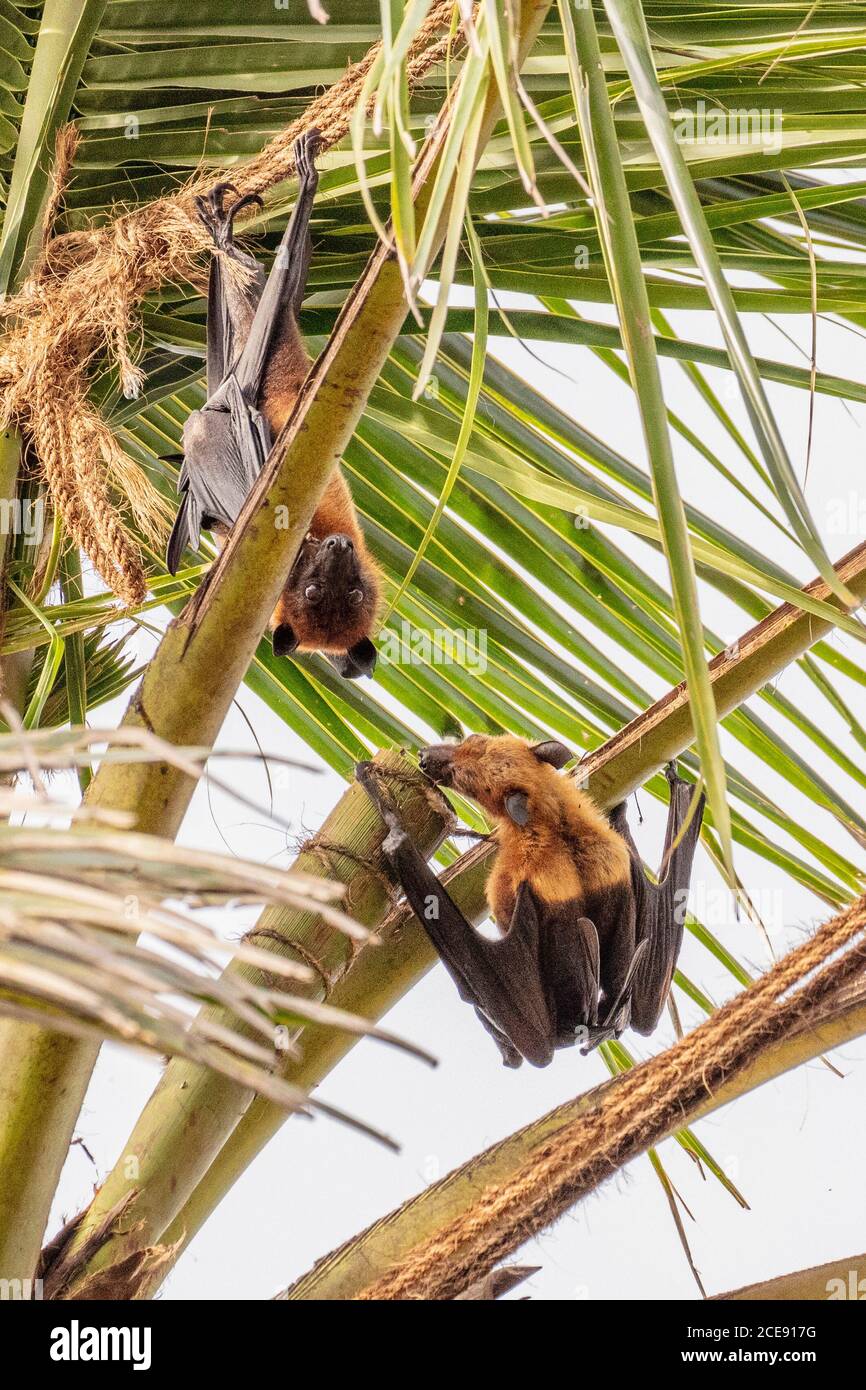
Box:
419;734;581;829
271;532;380;676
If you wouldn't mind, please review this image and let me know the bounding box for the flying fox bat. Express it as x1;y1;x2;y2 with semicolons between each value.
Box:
357;735;705;1068
166;129;381;680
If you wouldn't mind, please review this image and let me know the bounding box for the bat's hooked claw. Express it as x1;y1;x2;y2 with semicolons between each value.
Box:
206;180;239;208
195;183;264;251
356;760;405;846
223;192;264;236
294;126;323;182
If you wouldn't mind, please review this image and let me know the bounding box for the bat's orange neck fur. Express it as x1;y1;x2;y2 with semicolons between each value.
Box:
491;772;629;915
444;735;630;919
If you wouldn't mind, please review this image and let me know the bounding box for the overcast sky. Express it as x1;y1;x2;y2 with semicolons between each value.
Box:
48;242;866;1301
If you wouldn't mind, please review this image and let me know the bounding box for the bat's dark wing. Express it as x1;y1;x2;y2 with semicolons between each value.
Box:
358;762;555;1066
396;851;552;1066
543;883;649;1053
205;254;244;395
540;902;600;1046
166;381;271;573
166;206;270;572
166;134;321;574
227;130;319;403
609;762;705;1035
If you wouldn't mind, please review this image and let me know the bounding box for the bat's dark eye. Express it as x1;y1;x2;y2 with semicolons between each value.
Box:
305;583;322;603
348;588;364;607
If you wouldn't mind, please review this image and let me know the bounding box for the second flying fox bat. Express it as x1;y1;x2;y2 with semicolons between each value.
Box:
358;734;706;1068
166;129;382;680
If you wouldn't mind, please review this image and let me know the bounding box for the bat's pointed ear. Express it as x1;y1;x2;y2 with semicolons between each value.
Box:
273;624;299;657
531;739;573;770
504;790;530;826
330;637;377;680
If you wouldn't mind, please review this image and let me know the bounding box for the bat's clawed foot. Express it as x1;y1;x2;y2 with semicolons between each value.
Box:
356;760;414;868
195;182;264;249
294;127;323;184
664;759;682;786
355;760;396;824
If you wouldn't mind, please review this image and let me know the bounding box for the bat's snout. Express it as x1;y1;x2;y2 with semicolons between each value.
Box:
321;533;353;557
419;744;455;785
315;533;358;584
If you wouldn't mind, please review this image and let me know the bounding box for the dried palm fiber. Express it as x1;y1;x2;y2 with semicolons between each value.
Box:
0;1;460;606
357;889;866;1300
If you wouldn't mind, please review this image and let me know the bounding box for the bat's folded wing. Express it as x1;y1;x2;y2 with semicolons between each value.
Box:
617;767;705;1035
385;827;556;1068
167;377;271;572
540;905;600;1046
358;764;559;1067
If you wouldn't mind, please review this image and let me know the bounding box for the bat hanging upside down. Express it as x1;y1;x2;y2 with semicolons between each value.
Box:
358;735;705;1068
167;129;382;679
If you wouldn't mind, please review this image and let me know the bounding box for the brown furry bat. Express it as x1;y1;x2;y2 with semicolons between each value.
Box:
167;130;381;679
359;735;705;1067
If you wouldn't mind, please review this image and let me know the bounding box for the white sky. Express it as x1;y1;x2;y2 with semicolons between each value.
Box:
49;239;866;1301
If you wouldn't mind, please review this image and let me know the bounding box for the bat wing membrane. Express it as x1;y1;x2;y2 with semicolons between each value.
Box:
166;380;271;571
610;767;705;1035
206;255;232;396
538;901;600;1045
383;824;556;1068
357;764;557;1067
